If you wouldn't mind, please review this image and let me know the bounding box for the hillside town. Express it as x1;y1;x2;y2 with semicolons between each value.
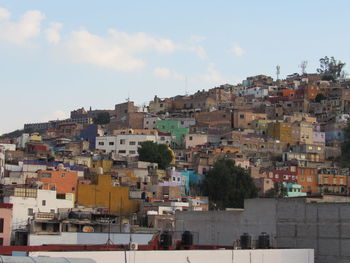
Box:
1;65;350;262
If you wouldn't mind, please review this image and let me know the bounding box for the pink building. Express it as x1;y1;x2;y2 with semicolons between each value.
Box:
0;203;13;246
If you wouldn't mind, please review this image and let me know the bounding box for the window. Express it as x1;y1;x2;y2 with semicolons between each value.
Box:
28;208;34;216
109;142;114;146
42;200;46;206
240;114;244;119
310;170;314;175
0;238;3;246
98;142;104;146
50;209;55;213
340;178;344;185
120;139;125;145
160;136;165;141
334;178;337;184
0;218;3;233
324;177;329;184
138;142;142;145
300;177;305;182
177;177;180;182
307;176;312;182
129;150;136;154
118;150;126;154
129;141;136;145
189;136;193;141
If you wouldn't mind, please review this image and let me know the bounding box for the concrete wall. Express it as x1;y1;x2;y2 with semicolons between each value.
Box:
176;199;277;246
175;198;350;263
31;249;314;263
29;232;154;246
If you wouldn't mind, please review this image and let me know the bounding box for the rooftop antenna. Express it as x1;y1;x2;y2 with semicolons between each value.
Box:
126;92;130;102
276;65;281;81
299;60;308;75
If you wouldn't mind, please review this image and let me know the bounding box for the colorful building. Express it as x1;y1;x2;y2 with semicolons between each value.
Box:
0;203;13;246
35;167;78;197
267;121;294;144
156;120;189;148
297;167;318;194
77;174;138;215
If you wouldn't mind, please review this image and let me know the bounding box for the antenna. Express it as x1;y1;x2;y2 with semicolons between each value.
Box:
276;65;280;81
299;61;308;75
126;92;130;102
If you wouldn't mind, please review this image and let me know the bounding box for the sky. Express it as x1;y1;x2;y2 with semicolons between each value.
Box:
0;0;350;135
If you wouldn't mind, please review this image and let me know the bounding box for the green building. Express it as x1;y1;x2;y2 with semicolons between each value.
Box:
156;120;189;148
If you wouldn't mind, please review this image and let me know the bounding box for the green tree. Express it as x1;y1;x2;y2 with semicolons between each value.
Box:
317;56;346;81
264;182;288;198
138;141;173;169
205;159;257;209
315;93;326;103
93;112;110;125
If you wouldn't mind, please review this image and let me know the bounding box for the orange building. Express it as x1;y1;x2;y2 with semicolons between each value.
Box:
318;169;348;194
305;84;319;100
297;167;318;194
35;167;78;195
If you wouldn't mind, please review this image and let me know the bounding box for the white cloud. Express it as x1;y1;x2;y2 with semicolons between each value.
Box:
62;29;181;71
230;43;245;56
153;67;185;80
189;45;207;59
200;64;225;84
154;67;171;79
45;22;62;44
0;9;45;45
0;7;11;20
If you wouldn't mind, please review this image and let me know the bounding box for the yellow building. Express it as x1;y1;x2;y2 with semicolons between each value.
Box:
90;159;113;173
77;174;138;215
267;122;294;144
30;133;42;141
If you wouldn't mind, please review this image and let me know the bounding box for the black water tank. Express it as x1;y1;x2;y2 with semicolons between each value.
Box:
258;232;270;249
240;233;252;249
160;231;173;247
181;231;193;246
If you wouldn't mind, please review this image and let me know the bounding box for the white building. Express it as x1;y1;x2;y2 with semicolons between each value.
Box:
0;143;16;151
185;134;208;149
3;189;74;230
16;133;30;149
237;86;268;98
96;134;157;156
143;115;161;130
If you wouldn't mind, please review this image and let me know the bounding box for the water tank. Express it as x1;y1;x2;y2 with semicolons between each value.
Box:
240;233;251;249
159;231;172;247
258;232;270;249
181;231;193;246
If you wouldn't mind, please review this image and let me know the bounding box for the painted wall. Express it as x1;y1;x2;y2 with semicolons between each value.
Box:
4;189;73;230
31;249;314;263
29;232;153;246
77;174;138;214
0;205;12;246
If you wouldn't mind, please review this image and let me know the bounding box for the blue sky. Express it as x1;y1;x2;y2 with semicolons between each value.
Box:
0;0;349;134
